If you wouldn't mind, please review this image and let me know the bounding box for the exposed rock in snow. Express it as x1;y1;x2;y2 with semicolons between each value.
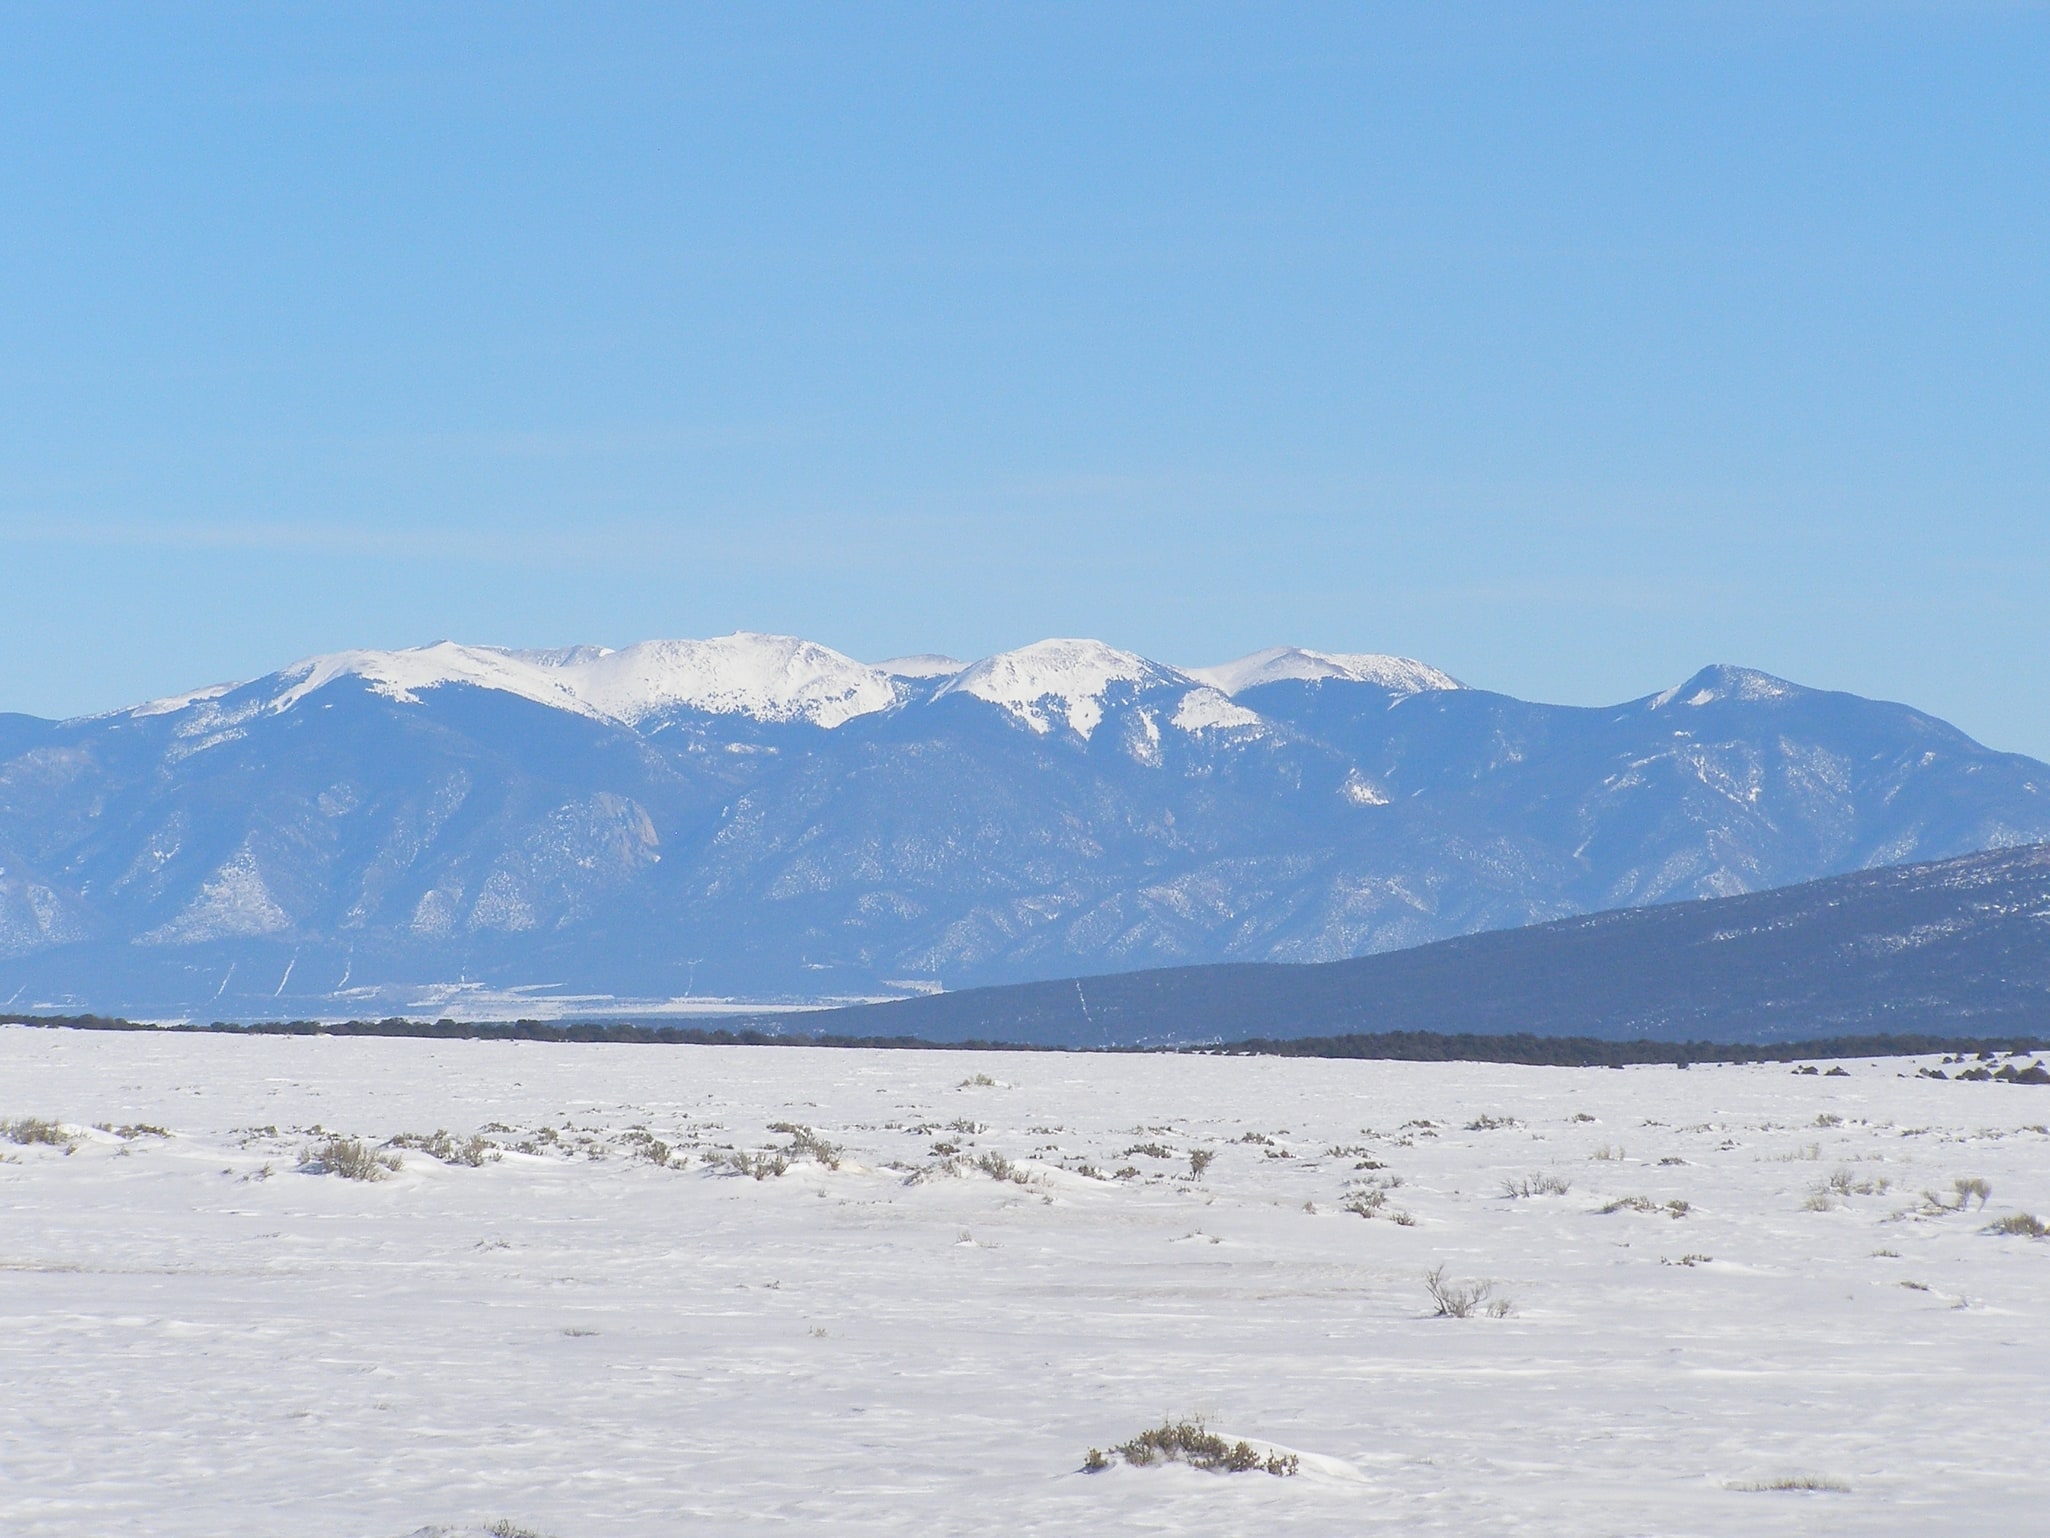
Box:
1187;647;1463;698
509;644;614;668
937;639;1189;738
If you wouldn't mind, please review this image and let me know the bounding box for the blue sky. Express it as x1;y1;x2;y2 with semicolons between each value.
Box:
3;3;2046;751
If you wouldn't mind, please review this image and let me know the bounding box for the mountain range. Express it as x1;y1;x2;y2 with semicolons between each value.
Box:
2;632;2046;1018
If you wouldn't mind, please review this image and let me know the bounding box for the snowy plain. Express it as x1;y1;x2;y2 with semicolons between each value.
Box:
3;1027;2046;1537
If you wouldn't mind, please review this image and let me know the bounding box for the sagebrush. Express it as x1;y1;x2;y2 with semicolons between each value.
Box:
301;1136;401;1181
1084;1420;1298;1477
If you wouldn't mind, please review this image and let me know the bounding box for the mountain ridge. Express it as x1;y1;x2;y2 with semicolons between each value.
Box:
2;634;2045;1017
780;841;2050;1047
105;632;1467;737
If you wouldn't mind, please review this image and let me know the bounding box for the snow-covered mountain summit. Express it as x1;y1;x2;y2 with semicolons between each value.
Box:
264;642;606;719
544;635;900;728
936;639;1192;738
1649;664;1805;711
1187;647;1463;698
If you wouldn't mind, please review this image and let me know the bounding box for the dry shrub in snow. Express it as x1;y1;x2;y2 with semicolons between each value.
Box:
1084;1420;1298;1477
1986;1212;2048;1238
1923;1177;1993;1214
775;1124;843;1170
712;1149;790;1180
1597;1195;1660;1215
975;1151;1030;1183
301;1136;400;1181
388;1129;497;1167
1424;1265;1511;1318
1501;1172;1572;1198
2;1117;77;1150
1343;1187;1387;1218
902;1155;970;1184
620;1130;676;1167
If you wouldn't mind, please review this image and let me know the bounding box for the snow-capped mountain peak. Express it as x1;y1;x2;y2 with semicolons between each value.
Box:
939;639;1189;738
546;634;901;728
1186;647;1463;697
267;642;605;719
1650;664;1804;711
229;634;902;730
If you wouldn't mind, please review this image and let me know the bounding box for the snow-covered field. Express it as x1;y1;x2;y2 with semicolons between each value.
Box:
4;1028;2046;1537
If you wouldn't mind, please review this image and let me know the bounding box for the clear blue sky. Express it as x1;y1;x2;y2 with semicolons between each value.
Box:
3;4;2046;751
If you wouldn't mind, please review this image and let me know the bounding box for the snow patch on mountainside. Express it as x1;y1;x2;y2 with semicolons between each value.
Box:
1171;687;1265;733
0;872;88;957
1342;768;1392;806
138;846;291;945
549;635;901;728
126;682;240;719
1188;647;1463;697
938;639;1189;738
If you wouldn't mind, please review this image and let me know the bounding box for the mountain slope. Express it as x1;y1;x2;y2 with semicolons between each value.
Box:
1;634;2047;1016
787;842;2050;1046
